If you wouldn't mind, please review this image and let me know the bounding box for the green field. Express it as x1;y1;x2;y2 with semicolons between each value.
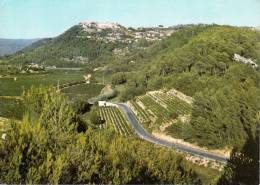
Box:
62;83;104;102
0;97;24;119
0;70;104;120
0;71;85;96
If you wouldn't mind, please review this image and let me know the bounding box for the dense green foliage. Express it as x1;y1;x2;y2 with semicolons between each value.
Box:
110;25;260;149
165;65;259;149
116;25;259;98
89;106;103;125
217;132;259;185
0;88;203;184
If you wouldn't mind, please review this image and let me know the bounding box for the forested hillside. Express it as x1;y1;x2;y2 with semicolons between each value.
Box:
107;25;260;149
5;25;117;67
4;22;175;67
107;25;260;184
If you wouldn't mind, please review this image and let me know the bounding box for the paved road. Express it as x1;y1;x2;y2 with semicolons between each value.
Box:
118;103;228;164
46;67;82;71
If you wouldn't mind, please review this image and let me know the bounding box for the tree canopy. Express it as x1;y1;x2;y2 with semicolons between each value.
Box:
0;87;203;184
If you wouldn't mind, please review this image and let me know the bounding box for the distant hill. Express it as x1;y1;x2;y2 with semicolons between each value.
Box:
4;22;259;70
5;21;176;67
0;38;39;56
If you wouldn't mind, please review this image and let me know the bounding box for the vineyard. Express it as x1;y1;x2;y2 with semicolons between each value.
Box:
0;71;85;96
98;106;134;136
0;97;24;119
0;70;86;120
128;90;192;128
61;83;104;101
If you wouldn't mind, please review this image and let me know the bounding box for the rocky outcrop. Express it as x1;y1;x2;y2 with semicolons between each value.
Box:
233;53;258;68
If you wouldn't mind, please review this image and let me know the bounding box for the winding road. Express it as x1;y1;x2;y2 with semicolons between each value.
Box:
118;103;228;164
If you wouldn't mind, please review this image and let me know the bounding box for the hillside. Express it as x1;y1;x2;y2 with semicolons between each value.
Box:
102;25;259;184
100;24;260;150
0;38;39;56
3;23;260;151
5;21;176;67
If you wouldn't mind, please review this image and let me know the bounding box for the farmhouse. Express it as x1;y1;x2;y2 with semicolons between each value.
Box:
98;101;118;108
20;63;45;73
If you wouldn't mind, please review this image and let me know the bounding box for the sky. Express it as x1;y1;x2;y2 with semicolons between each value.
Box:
0;0;260;39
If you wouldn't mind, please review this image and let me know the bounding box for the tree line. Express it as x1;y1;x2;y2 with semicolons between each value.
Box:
0;87;203;184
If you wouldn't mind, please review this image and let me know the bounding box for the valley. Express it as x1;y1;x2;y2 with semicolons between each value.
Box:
0;22;259;185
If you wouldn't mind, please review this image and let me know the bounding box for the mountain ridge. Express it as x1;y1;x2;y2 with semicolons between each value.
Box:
4;21;177;67
0;38;40;56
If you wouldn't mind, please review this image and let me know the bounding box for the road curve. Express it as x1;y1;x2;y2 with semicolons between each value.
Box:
118;103;228;164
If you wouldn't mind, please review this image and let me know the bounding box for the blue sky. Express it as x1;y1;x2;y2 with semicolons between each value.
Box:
1;0;260;39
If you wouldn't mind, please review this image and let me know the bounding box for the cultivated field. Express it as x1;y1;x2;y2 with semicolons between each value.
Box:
0;70;85;96
98;106;134;136
128;90;192;128
0;70;103;119
0;97;24;119
61;83;104;102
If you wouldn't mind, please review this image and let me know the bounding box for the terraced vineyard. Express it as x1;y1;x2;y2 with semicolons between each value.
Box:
148;92;192;115
128;91;192;126
98;106;134;136
128;100;151;123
